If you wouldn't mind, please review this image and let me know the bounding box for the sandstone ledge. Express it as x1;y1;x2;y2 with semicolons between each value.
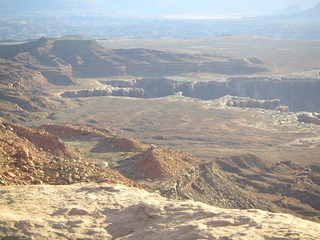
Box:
0;183;319;240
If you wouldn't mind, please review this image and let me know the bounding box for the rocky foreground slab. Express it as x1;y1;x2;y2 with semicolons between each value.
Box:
0;183;319;240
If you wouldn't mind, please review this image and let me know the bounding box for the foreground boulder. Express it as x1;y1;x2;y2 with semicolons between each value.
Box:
0;183;319;240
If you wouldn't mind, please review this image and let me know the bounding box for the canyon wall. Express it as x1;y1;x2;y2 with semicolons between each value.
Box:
133;77;320;112
139;77;320;112
228;77;320;112
66;77;320;112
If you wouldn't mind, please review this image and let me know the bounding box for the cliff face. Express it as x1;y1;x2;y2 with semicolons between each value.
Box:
97;77;320;112
61;87;145;98
0;183;319;240
228;78;320;112
184;77;320;112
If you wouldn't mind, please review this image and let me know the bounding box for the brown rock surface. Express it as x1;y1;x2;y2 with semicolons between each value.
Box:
41;68;74;86
40;124;147;153
156;162;267;210
6;122;73;158
0;38;268;80
127;147;200;179
39;124;112;140
0;183;319;240
0;119;138;187
215;155;320;222
92;137;148;153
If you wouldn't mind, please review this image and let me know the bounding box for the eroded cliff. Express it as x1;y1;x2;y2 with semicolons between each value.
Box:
96;77;320;112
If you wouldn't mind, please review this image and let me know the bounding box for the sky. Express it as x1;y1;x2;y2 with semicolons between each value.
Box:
74;0;320;16
1;0;319;17
111;0;319;13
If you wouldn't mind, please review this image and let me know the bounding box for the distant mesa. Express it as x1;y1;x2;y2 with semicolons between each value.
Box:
0;38;269;81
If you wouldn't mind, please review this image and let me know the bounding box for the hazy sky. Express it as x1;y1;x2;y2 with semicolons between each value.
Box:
91;0;320;12
2;0;320;17
86;0;320;15
112;0;319;12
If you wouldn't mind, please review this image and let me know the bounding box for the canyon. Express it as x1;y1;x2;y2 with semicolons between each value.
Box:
2;38;320;113
1;37;320;238
63;76;320;112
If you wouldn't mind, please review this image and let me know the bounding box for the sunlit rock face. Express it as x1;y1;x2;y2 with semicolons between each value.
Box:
0;183;319;240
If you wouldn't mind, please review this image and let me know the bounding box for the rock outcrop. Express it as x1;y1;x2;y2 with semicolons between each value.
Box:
122;147;200;179
0;60;66;124
157;162;267;210
7;122;73;158
61;87;145;98
227;97;281;109
0;60;47;89
215;154;320;222
215;95;288;111
0;120;138;187
40;124;147;153
0;183;319;240
297;112;320;125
